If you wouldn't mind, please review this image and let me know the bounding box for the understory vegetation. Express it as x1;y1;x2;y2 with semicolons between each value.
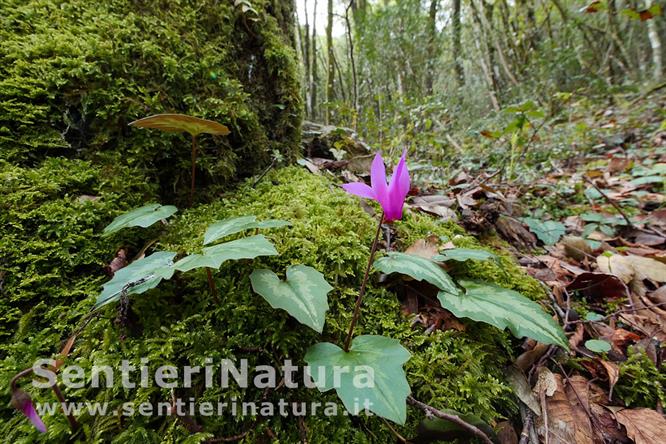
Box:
1;0;665;443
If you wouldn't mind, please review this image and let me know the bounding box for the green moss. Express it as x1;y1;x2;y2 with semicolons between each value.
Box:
615;348;666;408
0;0;302;204
2;166;533;442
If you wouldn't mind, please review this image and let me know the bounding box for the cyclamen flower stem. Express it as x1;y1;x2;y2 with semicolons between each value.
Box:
189;135;198;207
51;383;79;431
343;213;384;352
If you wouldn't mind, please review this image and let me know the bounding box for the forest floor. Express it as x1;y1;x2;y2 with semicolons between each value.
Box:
304;88;666;443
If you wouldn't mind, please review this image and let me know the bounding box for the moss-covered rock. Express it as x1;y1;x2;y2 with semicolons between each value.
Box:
0;0;302;203
1;165;534;442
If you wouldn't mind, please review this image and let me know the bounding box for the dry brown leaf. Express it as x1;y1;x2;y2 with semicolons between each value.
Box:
562;236;593;261
569;323;585;350
567;272;627;300
634;232;666;247
613;408;666;444
536;373;594;444
597;255;634;283
609;329;641;349
54;334;77;371
619;313;666;341
563;376;596;444
496;421;518;444
598;254;666;284
534;367;558;397
626;256;666;282
106;248;128;277
505;366;541;415
648;285;666;304
410;195;458;221
597;360;619;398
514;342;550;373
405;235;440;259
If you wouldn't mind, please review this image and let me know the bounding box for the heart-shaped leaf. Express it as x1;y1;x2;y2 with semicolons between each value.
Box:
250;265;331;332
173;235;278;272
204;216;290;245
95;251;177;309
129;114;230;136
521;218;566;245
374;252;460;296
585;339;611;353
304;335;411;424
433;248;497;263
438;281;568;348
103;204;177;236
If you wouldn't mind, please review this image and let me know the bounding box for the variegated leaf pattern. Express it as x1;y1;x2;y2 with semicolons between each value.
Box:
103;203;177;236
96;251;177;309
173;235;278;272
373;252;460;296
250;265;331;332
438;280;569;348
204;216;291;245
304;335;411;424
432;248;497;263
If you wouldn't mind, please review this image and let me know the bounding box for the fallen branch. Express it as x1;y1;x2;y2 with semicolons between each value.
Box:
407;396;494;444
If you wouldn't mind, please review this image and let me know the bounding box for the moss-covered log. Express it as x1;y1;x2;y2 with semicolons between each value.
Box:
0;0;302;202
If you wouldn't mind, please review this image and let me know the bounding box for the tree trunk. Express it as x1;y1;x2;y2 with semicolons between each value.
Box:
344;1;359;121
311;0;319;120
646;0;663;81
452;0;464;87
425;0;439;95
303;0;311;117
326;0;335;124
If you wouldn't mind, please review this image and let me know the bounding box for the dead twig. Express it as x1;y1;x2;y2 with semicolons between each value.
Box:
407;396;494;444
582;175;633;228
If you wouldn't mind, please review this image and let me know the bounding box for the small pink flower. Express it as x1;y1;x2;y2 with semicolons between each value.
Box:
11;389;47;433
342;150;410;222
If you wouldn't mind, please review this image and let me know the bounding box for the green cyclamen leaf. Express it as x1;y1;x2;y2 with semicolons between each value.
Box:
585;339;611;353
373;252;460;296
438;280;568;349
250;265;332;333
521;217;566;245
173;235;278;272
432;248;497;263
304;335;411;424
95;251;177;309
203;216;291;245
103;204;177;236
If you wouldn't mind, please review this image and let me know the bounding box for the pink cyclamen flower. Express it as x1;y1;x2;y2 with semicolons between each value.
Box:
342;150;410;222
11;389;47;433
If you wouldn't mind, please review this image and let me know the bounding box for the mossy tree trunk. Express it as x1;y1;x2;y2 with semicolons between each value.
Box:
0;0;302;203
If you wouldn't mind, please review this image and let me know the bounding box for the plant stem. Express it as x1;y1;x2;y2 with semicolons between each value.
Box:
206;269;220;303
51;382;79;431
343;213;384;352
190;135;198;207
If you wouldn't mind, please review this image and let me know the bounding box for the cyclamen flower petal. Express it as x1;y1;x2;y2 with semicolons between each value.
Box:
370;152;389;210
342;150;410;222
11;389;47;433
341;182;375;199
